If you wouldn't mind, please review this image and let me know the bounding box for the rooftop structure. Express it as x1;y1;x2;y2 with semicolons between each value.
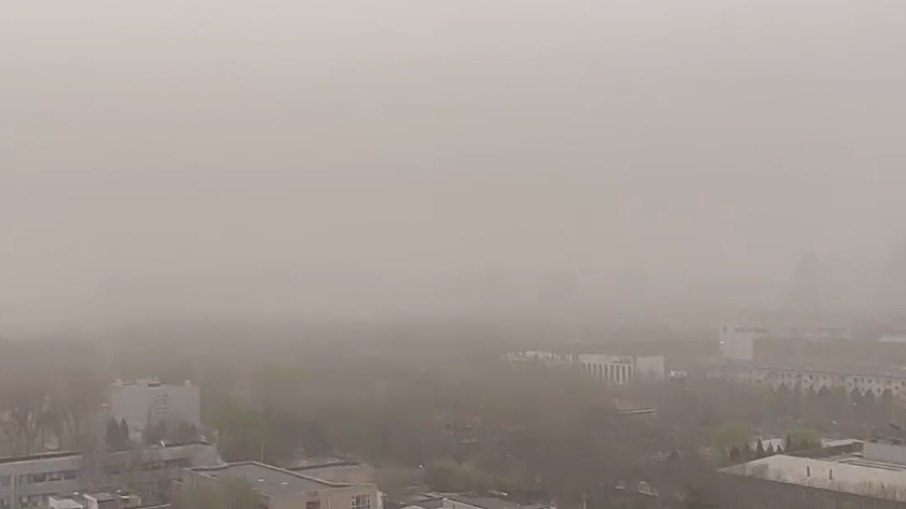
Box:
184;461;380;509
190;462;334;497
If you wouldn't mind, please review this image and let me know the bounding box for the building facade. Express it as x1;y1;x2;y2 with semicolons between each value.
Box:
578;354;666;385
0;442;219;509
709;362;906;398
109;379;201;442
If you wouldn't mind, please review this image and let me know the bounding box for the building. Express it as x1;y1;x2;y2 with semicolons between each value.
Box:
709;361;906;398
506;350;665;385
183;461;380;509
442;495;550;509
718;442;906;508
109;379;201;442
578;354;666;385
505;351;574;365
0;441;220;509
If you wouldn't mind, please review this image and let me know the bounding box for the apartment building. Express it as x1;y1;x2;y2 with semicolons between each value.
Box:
0;442;219;509
109;379;201;442
182;461;381;509
710;362;906;398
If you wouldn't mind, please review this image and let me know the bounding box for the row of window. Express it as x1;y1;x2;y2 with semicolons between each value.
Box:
15;470;78;485
0;494;46;508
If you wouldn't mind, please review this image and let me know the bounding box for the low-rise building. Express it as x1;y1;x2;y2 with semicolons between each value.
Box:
183;461;380;509
717;440;906;508
0;442;220;509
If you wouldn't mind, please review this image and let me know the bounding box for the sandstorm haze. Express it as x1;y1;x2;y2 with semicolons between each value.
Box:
2;0;906;332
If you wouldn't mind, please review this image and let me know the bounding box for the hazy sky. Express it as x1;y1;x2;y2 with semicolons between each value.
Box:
2;1;905;327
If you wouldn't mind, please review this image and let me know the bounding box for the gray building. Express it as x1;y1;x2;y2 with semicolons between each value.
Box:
0;442;219;509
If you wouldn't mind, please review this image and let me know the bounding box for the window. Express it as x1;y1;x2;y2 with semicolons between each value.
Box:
352;494;371;509
63;470;77;480
307;501;322;509
30;473;47;483
0;476;8;487
0;498;8;509
48;471;63;482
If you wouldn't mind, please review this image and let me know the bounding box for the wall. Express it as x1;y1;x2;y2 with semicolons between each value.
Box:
267;482;380;509
715;472;906;509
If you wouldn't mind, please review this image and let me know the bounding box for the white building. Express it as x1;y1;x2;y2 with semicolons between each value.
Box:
578;354;665;385
709;362;906;398
109;379;201;442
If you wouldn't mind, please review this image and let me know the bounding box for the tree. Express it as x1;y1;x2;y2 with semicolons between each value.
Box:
682;485;717;509
728;446;740;463
755;440;766;458
106;418;130;452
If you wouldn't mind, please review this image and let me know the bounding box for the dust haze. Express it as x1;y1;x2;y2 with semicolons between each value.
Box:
3;0;906;333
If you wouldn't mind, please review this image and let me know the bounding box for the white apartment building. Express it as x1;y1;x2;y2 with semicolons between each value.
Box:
0;442;220;509
109;379;201;442
578;354;666;385
710;363;906;398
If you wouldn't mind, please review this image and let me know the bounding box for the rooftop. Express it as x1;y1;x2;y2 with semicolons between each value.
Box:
722;454;906;502
190;462;341;497
447;495;548;509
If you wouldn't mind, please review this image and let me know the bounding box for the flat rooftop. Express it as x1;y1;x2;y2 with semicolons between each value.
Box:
191;462;339;497
448;495;548;509
722;454;906;502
